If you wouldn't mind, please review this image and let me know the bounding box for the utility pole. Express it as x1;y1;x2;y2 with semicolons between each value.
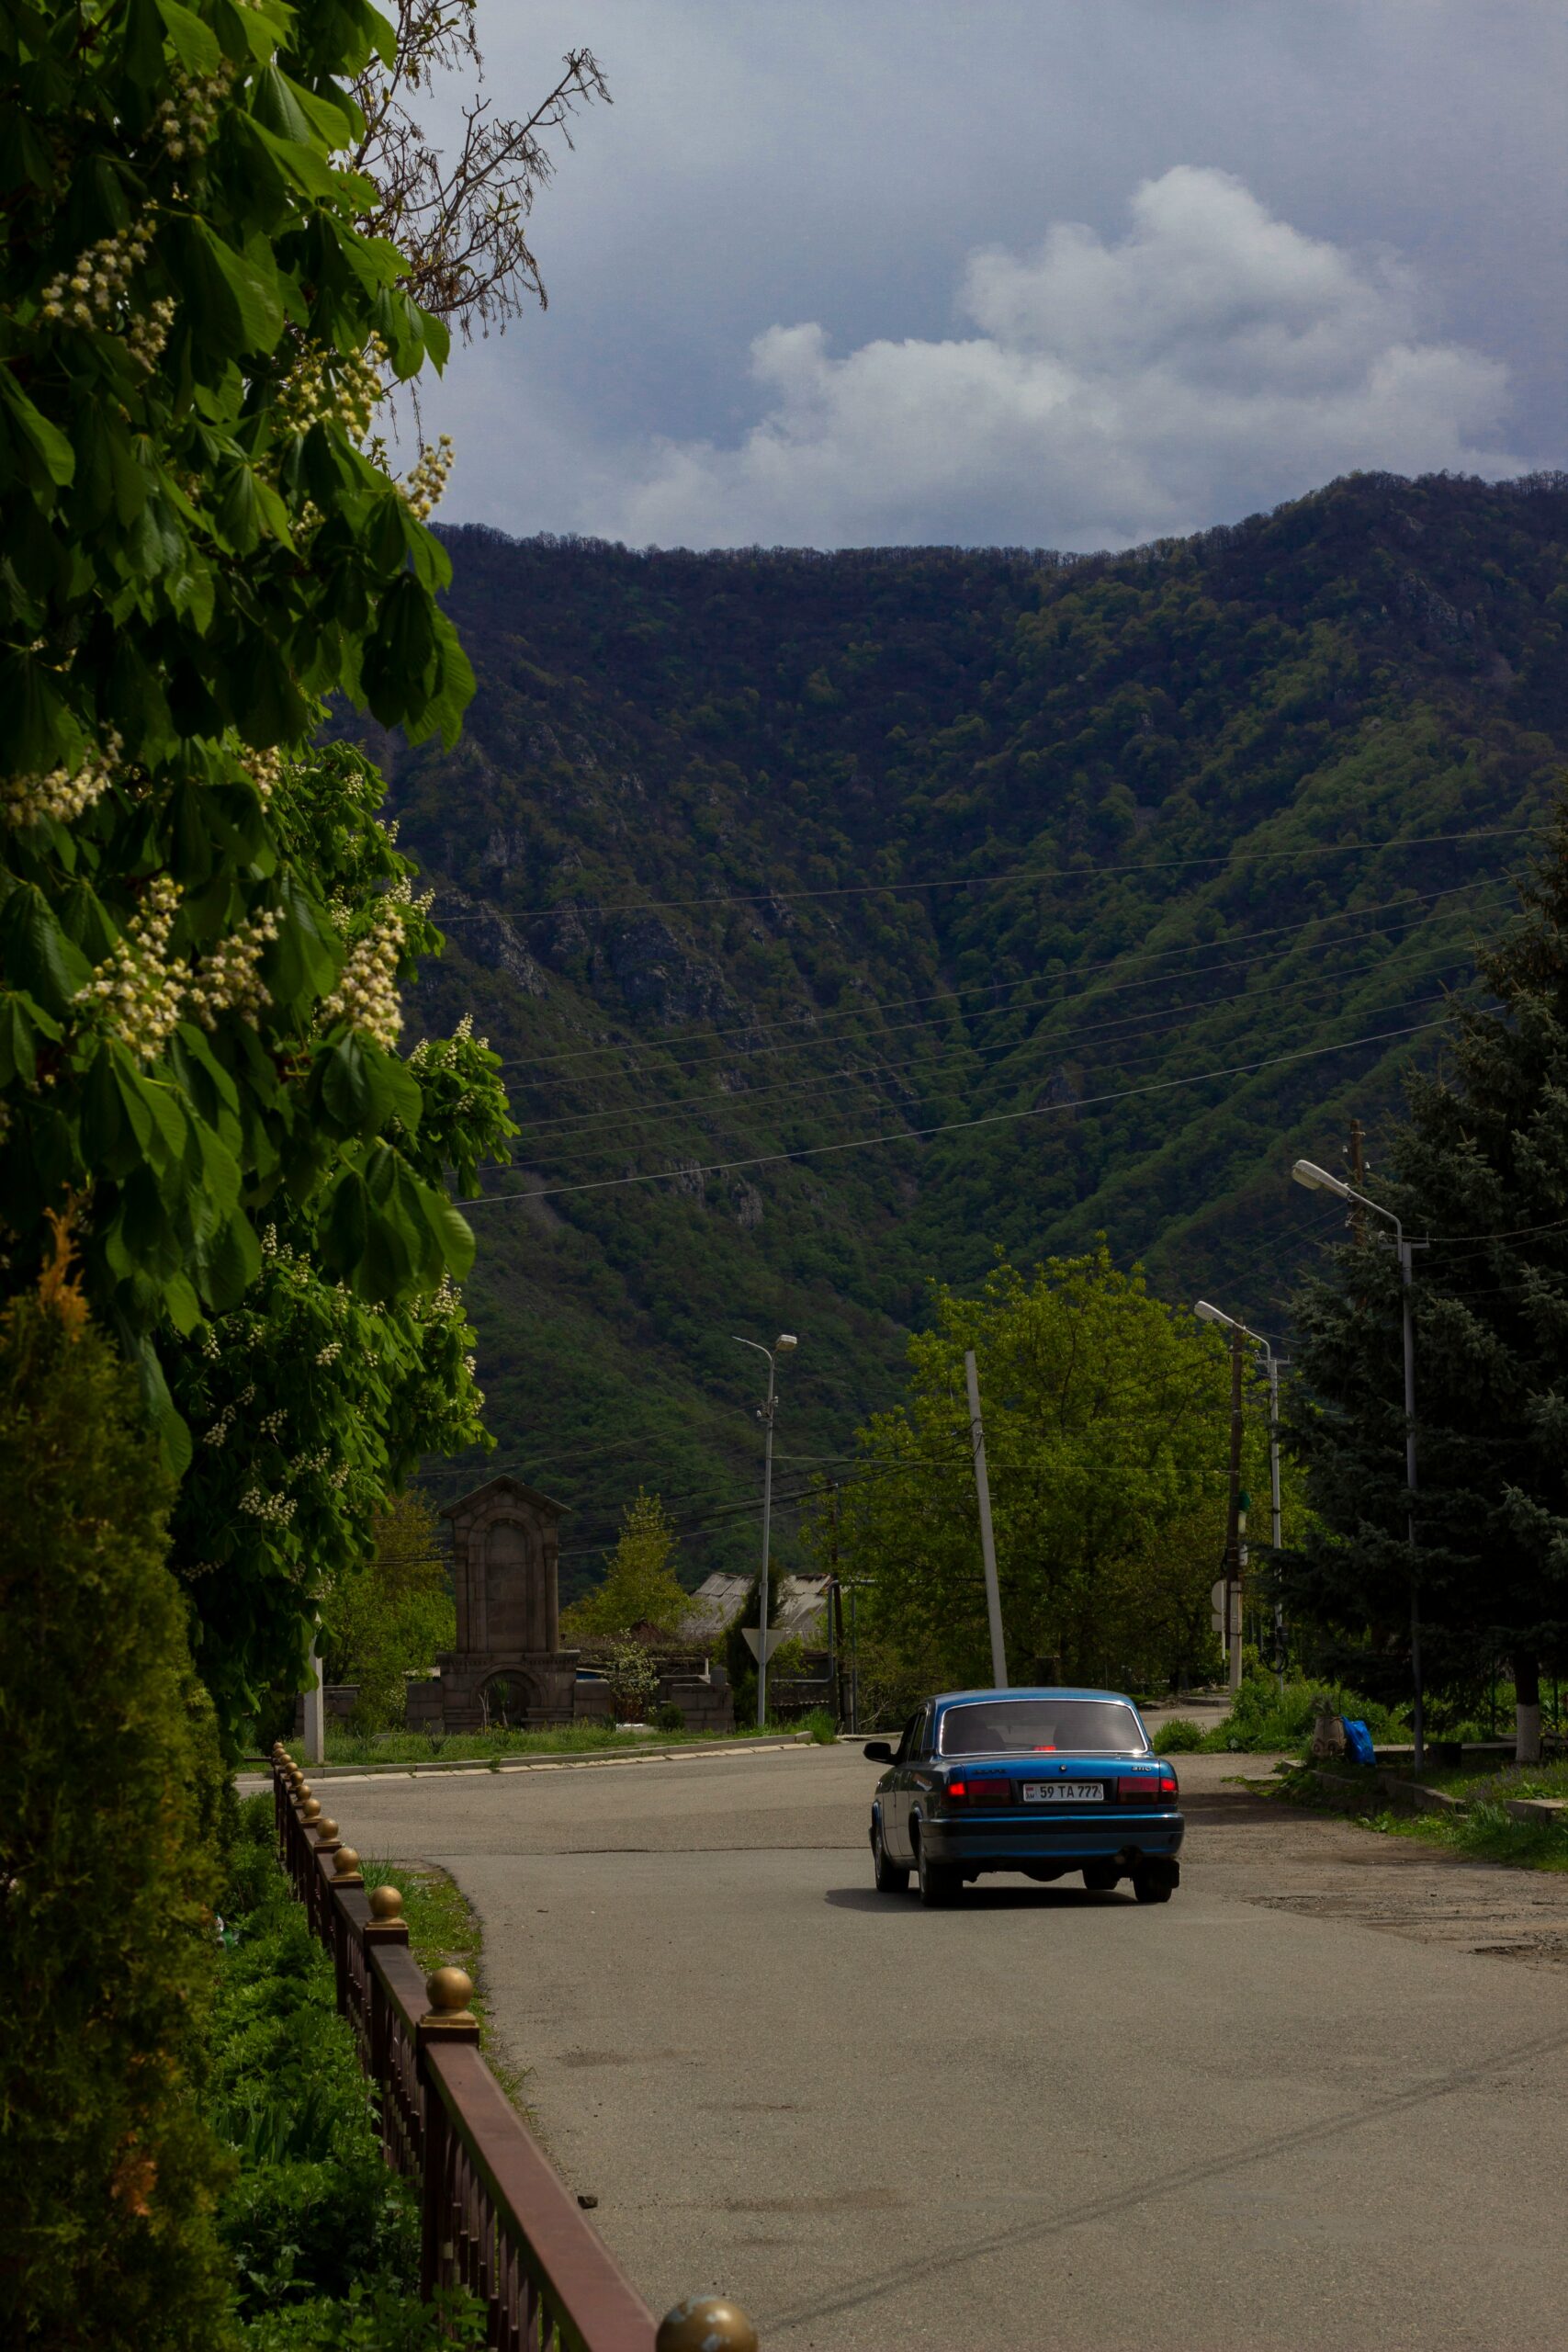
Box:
1266;1348;1286;1696
964;1348;1008;1690
733;1331;798;1729
1224;1323;1246;1692
1197;1301;1287;1695
829;1484;848;1728
1292;1159;1425;1776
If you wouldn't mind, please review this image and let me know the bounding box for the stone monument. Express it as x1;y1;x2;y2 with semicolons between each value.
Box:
432;1474;578;1730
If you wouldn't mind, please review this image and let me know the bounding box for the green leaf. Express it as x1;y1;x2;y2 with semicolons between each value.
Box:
363;1039;422;1133
0;369;74;488
0;884;93;1018
416;1179;475;1283
325;1164;368;1272
362;574;439;725
164;1271;203;1335
404;610;476;750
0;653;80;779
233;112;343;202
172;1020;241;1114
250;62;353;152
178;220;285;357
0;991;44;1086
213;459;293;556
200;1209;262;1312
133;1336;192;1477
320;1032;373;1128
155;0;221;75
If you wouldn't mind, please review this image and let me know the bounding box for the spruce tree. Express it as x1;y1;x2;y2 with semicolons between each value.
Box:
1287;813;1568;1758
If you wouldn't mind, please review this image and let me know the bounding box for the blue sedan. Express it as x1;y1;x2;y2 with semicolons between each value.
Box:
865;1687;1183;1907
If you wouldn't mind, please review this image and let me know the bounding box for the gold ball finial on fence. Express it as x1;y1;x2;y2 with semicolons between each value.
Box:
656;2296;759;2352
315;1816;339;1840
333;1847;362;1883
368;1884;404;1922
299;1798;321;1823
421;1966;477;2026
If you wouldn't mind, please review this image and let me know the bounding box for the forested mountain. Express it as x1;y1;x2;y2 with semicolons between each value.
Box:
365;469;1568;1595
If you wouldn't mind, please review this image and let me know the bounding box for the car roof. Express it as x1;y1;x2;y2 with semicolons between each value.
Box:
931;1687;1140;1708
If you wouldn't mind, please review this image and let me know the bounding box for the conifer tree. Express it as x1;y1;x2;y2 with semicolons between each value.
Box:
1287;814;1568;1758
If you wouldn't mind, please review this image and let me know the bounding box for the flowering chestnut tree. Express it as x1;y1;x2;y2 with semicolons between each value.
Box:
0;0;523;1731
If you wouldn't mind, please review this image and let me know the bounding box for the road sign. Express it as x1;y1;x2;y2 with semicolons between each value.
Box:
742;1627;786;1664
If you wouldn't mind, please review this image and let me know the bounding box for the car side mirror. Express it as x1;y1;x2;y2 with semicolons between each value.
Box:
863;1740;895;1764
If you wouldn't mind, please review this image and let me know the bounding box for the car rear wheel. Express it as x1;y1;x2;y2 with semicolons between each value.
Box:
1134;1871;1173;1904
872;1819;909;1894
916;1834;961;1908
1082;1863;1120;1893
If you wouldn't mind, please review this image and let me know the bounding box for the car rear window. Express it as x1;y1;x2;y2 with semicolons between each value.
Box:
938;1699;1147;1756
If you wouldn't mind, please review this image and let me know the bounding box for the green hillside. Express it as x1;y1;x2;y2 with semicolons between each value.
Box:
365;469;1568;1596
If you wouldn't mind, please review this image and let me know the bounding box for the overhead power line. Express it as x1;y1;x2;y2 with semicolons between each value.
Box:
432;821;1546;928
504;974;1468;1174
500;883;1508;1107
470;870;1515;1080
464;1012;1448;1209
501;936;1479;1158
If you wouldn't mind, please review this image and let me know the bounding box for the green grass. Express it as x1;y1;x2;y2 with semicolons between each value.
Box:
276;1719;810;1770
1282;1758;1568;1873
355;1858;530;2109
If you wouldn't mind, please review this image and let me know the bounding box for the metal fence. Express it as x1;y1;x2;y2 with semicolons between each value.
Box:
270;1747;757;2352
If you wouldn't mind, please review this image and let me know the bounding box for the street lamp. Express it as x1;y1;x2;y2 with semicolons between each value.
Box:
1195;1301;1289;1692
733;1331;798;1729
1292;1157;1424;1775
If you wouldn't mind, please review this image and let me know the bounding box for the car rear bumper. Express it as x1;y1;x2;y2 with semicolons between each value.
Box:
919;1809;1185;1868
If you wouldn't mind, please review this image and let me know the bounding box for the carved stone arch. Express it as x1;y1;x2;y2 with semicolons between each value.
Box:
479;1668;540;1730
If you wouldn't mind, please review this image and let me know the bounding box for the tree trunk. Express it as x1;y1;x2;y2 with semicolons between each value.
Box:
1513;1648;1541;1764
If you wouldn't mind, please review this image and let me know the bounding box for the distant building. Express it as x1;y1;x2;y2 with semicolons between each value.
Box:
678;1571;831;1647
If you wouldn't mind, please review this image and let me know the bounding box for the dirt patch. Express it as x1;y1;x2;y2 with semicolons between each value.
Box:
1190;1781;1568;1964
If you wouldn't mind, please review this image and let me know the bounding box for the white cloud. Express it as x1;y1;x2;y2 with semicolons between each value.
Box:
605;166;1520;550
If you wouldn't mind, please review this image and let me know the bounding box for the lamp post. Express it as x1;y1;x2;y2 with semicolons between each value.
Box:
1195;1301;1289;1694
733;1331;797;1728
1292;1158;1424;1776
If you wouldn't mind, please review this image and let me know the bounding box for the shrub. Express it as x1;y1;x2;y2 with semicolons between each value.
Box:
0;1261;233;2348
602;1639;659;1723
803;1708;839;1745
214;1801;483;2349
1153;1718;1206;1753
1201;1668;1404;1754
651;1702;686;1733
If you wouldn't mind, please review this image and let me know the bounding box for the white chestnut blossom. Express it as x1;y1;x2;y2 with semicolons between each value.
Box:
4;730;124;829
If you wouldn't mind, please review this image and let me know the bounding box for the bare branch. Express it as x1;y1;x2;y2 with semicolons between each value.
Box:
350;2;610;341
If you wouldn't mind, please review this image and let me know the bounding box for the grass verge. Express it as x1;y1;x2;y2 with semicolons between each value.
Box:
252;1719;823;1770
1281;1762;1568;1874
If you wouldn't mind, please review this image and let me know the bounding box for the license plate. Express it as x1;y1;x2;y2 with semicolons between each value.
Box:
1021;1781;1103;1804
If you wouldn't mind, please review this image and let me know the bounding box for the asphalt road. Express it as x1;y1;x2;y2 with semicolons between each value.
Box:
327;1744;1568;2352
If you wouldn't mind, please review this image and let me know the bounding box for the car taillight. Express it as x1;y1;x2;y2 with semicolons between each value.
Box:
946;1776;1012;1807
1117;1774;1178;1804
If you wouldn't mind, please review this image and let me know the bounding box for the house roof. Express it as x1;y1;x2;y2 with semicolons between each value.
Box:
676;1570;830;1644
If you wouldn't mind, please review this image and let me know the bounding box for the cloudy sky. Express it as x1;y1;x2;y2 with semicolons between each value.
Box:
418;0;1567;553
